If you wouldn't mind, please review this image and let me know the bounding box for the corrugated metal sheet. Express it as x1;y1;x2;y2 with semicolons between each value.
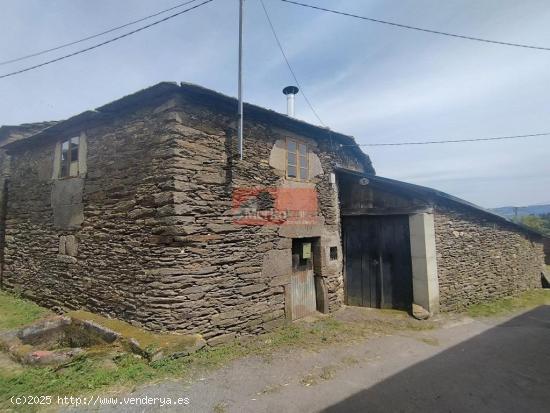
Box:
291;271;316;320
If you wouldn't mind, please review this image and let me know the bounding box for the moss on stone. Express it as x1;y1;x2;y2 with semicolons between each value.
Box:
67;311;203;359
467;289;550;317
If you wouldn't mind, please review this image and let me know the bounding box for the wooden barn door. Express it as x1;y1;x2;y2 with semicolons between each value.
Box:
343;215;413;310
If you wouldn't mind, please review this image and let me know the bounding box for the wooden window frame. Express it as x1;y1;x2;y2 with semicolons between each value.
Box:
59;136;80;178
286;138;309;181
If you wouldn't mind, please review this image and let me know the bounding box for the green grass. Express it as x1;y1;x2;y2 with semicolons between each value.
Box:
0;290;51;330
0;291;433;411
0;321;352;410
467;289;550;318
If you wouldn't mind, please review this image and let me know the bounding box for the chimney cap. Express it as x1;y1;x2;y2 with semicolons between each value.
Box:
282;86;299;95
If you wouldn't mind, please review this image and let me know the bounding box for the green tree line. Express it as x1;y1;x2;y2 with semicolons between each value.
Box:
513;213;550;236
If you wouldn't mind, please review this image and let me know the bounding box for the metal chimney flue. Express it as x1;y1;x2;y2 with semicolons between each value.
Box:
283;86;299;117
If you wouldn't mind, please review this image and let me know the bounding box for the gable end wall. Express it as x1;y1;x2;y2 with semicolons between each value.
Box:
130;96;368;342
0;95;372;342
1;105;178;323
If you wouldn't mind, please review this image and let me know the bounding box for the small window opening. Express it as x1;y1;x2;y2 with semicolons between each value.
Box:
287;138;309;180
329;246;338;261
60;136;79;178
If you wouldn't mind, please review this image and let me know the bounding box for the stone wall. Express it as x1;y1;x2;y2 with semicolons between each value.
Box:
1;105;176;325
1;91;371;344
434;204;545;311
131;95;366;343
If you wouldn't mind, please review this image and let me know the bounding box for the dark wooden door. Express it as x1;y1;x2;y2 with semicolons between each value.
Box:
343;215;413;310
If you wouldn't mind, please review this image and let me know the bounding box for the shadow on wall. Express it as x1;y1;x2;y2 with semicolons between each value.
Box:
322;306;550;413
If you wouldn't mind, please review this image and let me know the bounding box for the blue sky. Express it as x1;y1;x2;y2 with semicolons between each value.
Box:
1;0;549;208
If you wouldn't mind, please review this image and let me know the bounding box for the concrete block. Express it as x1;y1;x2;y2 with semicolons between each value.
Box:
409;213;440;314
65;235;78;257
58;236;66;255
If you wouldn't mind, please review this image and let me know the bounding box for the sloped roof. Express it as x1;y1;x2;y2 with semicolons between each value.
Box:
1;82;372;170
0;121;58;147
337;168;548;239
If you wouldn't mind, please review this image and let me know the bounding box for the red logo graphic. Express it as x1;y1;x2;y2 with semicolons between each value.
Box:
232;187;319;226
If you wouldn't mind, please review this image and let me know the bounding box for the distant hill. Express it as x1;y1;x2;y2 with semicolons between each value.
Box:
490;204;550;219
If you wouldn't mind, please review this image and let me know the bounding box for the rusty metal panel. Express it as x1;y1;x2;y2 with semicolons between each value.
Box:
291;270;316;320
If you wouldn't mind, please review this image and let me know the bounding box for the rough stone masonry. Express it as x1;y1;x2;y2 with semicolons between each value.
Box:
434;204;545;311
0;82;546;345
0;83;372;344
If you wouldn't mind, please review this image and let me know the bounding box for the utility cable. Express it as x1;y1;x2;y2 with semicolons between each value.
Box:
260;0;326;127
0;0;201;66
352;132;550;146
280;0;550;52
0;0;213;79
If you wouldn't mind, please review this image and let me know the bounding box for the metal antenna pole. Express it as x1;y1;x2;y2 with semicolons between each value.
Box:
237;0;244;160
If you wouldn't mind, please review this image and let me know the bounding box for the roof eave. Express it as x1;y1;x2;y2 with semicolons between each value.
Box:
335;168;548;239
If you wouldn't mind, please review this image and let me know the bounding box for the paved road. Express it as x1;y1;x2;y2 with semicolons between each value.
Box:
69;306;550;413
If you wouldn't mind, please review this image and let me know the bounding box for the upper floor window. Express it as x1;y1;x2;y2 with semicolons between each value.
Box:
60;136;80;178
287;138;308;180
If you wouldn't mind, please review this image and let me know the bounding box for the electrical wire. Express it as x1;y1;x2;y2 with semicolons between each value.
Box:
0;0;214;79
353;132;550;146
280;0;550;52
0;0;201;66
259;0;326;127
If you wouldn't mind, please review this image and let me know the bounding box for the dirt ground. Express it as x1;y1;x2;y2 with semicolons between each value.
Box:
65;305;550;413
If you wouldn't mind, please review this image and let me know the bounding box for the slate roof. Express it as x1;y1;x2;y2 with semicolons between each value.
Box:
0;82;371;170
337;167;548;239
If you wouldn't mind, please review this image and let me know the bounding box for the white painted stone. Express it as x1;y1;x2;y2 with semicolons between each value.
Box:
262;249;291;278
52;141;61;180
65;235;78;257
309;151;324;177
268;139;286;172
409;213;439;314
412;303;430;320
58;236;66;255
78;132;87;177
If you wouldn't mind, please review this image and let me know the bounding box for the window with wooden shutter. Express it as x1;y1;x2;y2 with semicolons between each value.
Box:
286;138;309;181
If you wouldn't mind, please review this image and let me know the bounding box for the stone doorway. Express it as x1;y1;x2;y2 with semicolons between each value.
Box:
290;238;319;320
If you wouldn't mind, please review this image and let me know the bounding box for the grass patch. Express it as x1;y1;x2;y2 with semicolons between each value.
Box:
467;289;550;318
0;290;51;330
0;291;436;411
0;316;423;410
419;337;439;346
213;402;227;413
258;383;282;395
319;365;337;380
300;373;317;387
340;356;359;366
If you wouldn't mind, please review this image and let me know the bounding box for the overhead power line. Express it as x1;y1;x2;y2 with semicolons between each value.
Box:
0;0;214;79
0;0;201;66
259;0;326;127
355;132;550;147
280;0;550;52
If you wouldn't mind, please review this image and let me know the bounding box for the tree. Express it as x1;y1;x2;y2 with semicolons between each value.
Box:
517;214;550;236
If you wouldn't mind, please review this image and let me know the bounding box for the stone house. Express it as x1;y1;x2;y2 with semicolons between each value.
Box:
0;82;546;344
